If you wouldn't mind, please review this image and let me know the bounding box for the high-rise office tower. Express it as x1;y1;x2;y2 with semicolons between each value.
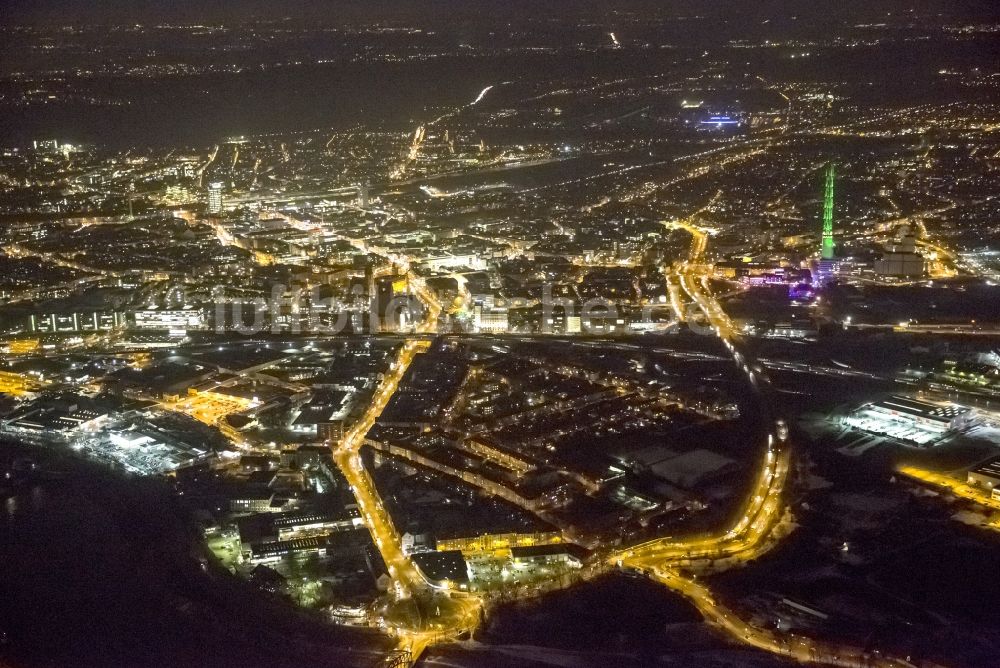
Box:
207;182;224;214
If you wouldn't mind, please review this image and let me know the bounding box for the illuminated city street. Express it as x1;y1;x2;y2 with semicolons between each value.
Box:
2;4;1000;667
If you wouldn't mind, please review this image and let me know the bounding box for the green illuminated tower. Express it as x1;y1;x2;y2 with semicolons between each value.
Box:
821;162;836;260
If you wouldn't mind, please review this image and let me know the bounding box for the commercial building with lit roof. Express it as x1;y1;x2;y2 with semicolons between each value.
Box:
843;395;974;445
865;396;973;433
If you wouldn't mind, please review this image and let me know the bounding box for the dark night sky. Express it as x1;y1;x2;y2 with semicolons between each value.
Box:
3;0;1000;26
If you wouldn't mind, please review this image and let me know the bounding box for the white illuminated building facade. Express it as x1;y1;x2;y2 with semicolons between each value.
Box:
473;302;509;333
131;309;208;332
